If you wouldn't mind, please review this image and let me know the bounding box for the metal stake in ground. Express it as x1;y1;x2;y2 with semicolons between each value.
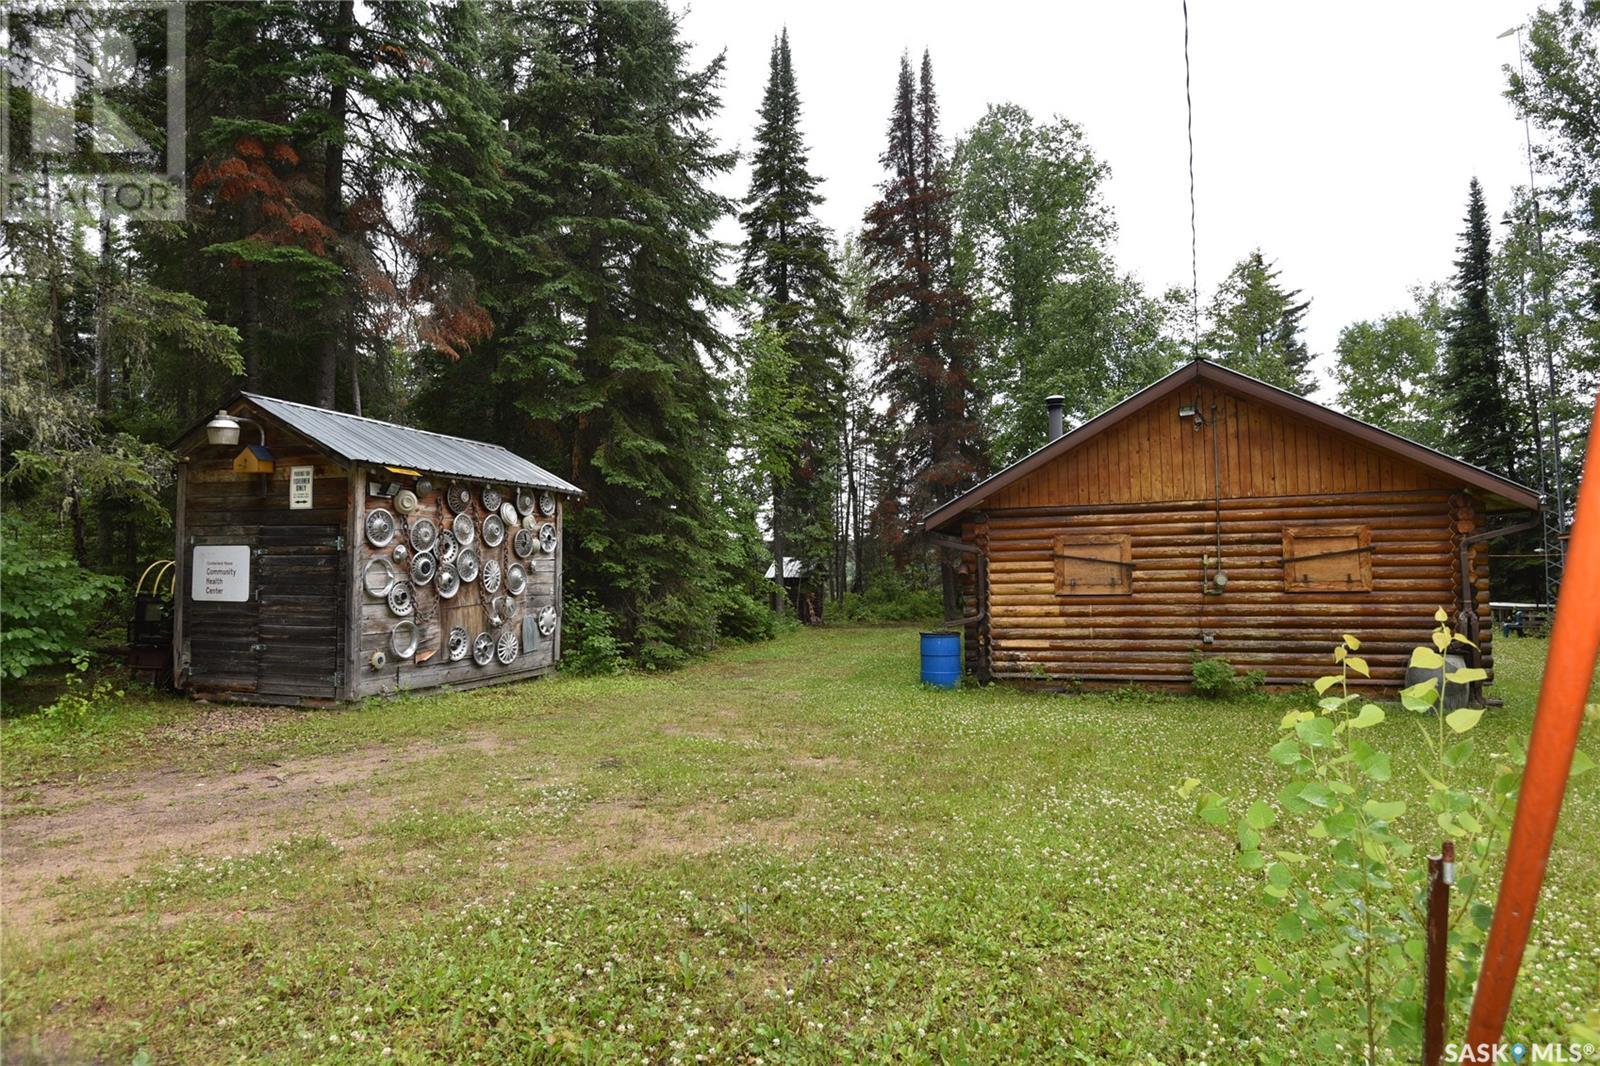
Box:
1423;840;1456;1066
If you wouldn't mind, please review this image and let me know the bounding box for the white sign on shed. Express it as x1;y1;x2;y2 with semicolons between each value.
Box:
191;545;251;602
289;465;315;509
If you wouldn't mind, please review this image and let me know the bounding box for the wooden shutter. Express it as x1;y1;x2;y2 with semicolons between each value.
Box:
1053;534;1133;596
1282;525;1372;592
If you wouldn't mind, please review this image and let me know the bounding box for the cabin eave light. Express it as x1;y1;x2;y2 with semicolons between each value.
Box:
206;411;241;446
206;409;270;451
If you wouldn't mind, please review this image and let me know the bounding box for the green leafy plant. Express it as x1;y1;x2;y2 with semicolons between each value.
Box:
1190;654;1265;698
558;596;626;677
836;569;941;623
714;587;781;644
37;654;126;726
1180;609;1589;1062
0;516;122;681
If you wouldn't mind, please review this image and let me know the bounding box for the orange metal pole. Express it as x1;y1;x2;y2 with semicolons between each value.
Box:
1465;389;1600;1048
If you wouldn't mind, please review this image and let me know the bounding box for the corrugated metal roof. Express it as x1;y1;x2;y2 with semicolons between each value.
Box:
240;393;583;495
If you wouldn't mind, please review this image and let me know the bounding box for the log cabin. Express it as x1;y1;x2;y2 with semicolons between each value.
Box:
171;394;582;705
923;360;1541;691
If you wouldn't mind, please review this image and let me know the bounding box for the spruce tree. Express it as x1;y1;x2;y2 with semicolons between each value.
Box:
861;51;984;561
737;29;845;616
1200;250;1314;393
1443;180;1519;477
178;3;332;396
412;1;740;666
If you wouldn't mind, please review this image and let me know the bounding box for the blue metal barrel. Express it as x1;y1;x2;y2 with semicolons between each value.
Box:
920;631;961;688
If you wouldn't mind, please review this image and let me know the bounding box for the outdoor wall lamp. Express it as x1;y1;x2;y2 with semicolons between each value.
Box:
206;410;267;449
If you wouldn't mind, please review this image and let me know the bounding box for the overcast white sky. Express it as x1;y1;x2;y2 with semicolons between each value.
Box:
675;0;1539;397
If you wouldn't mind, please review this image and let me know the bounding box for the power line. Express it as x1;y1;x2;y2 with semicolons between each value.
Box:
1182;0;1199;355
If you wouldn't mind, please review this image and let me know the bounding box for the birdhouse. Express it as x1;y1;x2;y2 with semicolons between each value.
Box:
231;444;276;475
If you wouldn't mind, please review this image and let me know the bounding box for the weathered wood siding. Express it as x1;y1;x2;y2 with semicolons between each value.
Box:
970;382;1496;689
175;409;569;706
176;424;348;702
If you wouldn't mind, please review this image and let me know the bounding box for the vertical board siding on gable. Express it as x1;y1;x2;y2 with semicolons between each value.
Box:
985;384;1453;511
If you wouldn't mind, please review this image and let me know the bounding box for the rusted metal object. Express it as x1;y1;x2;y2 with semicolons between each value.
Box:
1423;840;1455;1066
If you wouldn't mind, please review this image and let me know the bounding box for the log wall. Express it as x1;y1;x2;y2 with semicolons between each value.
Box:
981;491;1487;688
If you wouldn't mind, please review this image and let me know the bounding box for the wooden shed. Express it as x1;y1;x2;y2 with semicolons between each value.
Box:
172;394;582;705
924;360;1541;691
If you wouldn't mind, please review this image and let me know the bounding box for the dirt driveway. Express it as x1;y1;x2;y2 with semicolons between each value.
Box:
2;728;508;933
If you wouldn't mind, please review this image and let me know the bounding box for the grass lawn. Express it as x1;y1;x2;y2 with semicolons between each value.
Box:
2;626;1596;1063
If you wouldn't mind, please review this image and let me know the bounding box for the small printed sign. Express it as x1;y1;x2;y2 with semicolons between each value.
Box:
191;545;250;602
289;466;314;509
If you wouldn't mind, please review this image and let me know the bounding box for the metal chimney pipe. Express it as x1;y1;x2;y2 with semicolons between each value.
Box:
1045;395;1066;442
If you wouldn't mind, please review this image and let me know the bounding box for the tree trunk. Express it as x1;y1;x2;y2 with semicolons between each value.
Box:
94;212;113;409
316;0;354;410
849;411;866;593
317;322;340;409
95;213;115;567
240;262;260;388
347;312;362;416
771;479;787;618
69;489;88;567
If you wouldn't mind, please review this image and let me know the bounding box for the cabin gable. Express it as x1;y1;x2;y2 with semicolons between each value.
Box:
985;382;1453;511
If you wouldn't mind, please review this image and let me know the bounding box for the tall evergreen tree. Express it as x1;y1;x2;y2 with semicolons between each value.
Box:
410;1;743;666
861;51;984;562
182;3;345;399
737;29;845;616
1200;249;1314;393
1443;180;1519;477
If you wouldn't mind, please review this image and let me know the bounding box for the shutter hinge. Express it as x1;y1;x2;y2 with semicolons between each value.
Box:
251;643;267;653
334;535;345;551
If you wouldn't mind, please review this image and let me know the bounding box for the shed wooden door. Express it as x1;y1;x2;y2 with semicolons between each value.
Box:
186;547;260;695
255;526;344;701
